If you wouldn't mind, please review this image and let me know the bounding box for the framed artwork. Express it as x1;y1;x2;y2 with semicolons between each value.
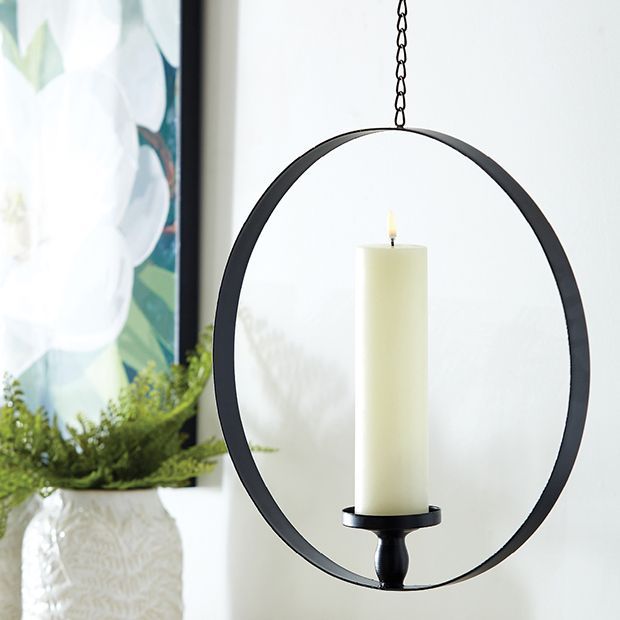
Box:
0;0;201;443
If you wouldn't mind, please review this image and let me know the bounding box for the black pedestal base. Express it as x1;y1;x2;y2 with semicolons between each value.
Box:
342;506;441;590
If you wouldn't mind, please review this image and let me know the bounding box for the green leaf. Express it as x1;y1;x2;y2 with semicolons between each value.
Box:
138;263;176;311
118;300;168;372
0;21;62;89
0;23;19;66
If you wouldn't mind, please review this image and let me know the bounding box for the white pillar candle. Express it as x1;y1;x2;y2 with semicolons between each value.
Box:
354;214;428;515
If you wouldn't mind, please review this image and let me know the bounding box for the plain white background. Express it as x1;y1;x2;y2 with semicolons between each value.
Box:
162;0;620;618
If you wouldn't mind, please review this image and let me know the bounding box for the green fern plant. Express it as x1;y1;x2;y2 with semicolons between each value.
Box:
0;326;228;537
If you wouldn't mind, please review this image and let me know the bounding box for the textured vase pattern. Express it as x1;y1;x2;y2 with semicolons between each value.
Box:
22;489;183;620
0;496;40;620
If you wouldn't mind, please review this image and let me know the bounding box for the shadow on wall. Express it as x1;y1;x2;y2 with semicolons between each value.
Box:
236;306;350;446
224;308;534;620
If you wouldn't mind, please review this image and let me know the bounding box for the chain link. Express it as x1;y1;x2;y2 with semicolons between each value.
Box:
394;0;408;128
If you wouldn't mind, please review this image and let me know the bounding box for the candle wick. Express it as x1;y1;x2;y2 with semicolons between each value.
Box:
390;237;395;247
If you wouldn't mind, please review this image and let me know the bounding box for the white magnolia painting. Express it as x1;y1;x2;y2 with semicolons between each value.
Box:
0;0;182;422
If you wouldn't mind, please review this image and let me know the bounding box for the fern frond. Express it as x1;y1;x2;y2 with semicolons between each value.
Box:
0;326;238;537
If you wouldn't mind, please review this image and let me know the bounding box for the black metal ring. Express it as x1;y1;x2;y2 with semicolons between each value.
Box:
213;127;590;590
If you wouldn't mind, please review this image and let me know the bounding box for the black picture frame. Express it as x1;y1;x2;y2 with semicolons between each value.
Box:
178;0;203;447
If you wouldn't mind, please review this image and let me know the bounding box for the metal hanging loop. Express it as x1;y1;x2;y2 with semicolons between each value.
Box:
213;127;590;590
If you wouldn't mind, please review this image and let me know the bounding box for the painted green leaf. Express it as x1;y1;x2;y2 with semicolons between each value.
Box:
0;22;19;65
0;21;62;89
132;276;174;357
138;263;176;311
118;301;167;373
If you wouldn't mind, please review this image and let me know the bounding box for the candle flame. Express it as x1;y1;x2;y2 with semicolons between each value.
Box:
387;210;397;244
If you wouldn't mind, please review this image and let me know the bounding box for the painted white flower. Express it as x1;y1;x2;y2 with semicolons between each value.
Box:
0;56;169;377
17;0;180;131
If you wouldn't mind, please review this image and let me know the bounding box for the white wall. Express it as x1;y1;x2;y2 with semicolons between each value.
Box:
165;0;620;618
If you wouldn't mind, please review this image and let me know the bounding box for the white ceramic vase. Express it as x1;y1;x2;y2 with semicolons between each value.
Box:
22;489;183;620
0;496;40;620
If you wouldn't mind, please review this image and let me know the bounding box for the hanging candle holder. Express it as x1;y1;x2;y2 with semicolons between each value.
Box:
212;0;589;591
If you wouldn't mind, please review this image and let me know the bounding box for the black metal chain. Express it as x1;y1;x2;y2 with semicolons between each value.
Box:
394;0;408;128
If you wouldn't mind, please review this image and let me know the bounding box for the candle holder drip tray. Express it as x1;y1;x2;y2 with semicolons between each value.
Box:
342;506;441;590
